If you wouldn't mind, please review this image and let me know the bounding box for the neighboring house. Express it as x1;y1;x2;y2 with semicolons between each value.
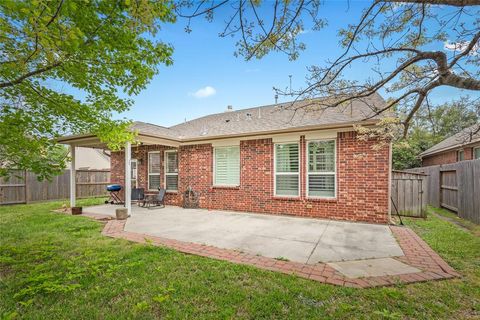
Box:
59;94;391;224
420;125;480;166
66;147;110;170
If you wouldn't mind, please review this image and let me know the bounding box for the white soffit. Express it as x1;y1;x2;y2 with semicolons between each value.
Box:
211;139;241;147
304;129;340;140
271;133;301;143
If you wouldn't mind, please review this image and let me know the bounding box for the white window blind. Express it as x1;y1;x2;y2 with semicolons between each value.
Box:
307;140;336;198
165;150;178;191
275;143;299;196
214;146;240;186
148;152;160;190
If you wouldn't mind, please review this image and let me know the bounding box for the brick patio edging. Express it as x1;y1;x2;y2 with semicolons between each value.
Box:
93;216;460;288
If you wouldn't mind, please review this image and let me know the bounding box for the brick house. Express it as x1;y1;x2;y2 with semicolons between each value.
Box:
59;94;392;224
420;125;480;166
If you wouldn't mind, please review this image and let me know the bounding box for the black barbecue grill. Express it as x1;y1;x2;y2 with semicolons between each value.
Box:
105;184;123;204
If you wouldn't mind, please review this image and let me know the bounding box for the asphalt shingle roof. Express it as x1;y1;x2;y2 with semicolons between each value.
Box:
131;121;180;140
420;124;480;157
132;93;387;141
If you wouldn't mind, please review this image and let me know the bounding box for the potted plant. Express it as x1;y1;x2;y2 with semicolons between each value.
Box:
71;206;82;215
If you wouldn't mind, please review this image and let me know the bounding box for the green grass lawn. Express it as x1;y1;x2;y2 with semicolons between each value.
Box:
1;200;479;319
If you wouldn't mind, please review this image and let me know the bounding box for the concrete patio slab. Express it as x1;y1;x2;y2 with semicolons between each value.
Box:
71;205;459;287
308;221;404;262
84;204;404;264
328;258;421;278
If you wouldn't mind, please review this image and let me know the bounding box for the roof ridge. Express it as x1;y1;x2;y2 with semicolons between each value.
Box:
169;97;324;129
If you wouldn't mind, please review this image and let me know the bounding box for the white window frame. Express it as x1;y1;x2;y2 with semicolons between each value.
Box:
306;139;337;199
274;142;300;197
147;151;161;191
474;146;480;160
457;149;465;161
213;146;240;187
131;159;138;189
164;150;178;192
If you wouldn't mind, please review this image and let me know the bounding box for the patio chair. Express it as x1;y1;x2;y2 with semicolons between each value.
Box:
141;188;166;209
131;188;145;204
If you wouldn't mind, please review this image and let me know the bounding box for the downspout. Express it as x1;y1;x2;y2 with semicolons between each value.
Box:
388;141;393;224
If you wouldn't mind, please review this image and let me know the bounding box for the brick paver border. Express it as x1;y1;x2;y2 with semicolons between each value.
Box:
73;210;459;288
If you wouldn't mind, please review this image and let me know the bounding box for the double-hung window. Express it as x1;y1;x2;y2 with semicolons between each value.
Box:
214;146;240;186
164;150;178;191
274;143;299;196
474;147;480;160
148;151;161;190
307;140;336;198
458;150;465;161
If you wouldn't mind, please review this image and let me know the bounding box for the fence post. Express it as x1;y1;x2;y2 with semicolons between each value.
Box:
24;170;28;204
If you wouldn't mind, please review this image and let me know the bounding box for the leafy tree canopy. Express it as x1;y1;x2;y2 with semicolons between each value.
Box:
393;96;479;169
0;0;175;179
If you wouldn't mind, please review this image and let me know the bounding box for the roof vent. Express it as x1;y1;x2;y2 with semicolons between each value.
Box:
225;105;233;112
246;112;252;120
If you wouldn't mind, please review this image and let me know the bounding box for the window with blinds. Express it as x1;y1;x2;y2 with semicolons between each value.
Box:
307;140;336;198
274;143;299;196
148;152;161;190
214;146;240;186
165;150;178;191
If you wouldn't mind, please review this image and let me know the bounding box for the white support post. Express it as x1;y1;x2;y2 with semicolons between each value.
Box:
125;141;132;216
69;145;76;208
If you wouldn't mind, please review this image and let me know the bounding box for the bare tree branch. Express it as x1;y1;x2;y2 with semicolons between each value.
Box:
383;0;480;6
0;61;63;88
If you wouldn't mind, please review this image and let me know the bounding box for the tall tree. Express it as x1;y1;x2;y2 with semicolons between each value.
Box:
177;0;480;138
0;0;175;179
393;96;479;169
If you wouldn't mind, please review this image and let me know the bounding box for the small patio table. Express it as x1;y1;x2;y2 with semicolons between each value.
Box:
139;193;157;208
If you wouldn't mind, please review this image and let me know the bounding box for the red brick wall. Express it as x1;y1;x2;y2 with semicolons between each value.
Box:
111;131;390;224
422;150;458;166
421;143;480;166
110;145;182;206
464;147;473;160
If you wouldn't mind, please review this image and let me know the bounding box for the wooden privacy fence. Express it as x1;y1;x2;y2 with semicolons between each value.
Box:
0;169;110;205
391;170;428;218
408;159;480;224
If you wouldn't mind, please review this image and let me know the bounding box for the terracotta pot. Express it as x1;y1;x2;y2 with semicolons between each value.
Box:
71;207;82;215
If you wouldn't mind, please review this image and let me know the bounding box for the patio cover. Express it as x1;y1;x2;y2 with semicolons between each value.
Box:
56;132;180;216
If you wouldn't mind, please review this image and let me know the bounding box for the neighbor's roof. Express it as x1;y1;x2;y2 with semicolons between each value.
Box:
420;124;480;158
